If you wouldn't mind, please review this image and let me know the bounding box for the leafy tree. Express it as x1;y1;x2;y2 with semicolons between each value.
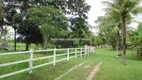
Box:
2;0;90;50
2;0;23;51
17;20;43;50
92;35;103;46
28;6;69;49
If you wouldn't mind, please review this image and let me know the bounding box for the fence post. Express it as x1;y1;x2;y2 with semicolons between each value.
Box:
53;48;56;66
29;49;33;74
85;48;86;57
67;48;70;61
80;48;82;58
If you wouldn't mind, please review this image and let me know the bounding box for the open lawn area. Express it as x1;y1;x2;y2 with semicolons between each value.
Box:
0;48;142;80
94;48;142;80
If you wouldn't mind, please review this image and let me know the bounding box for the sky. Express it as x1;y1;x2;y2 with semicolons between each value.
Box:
86;0;142;34
86;0;105;27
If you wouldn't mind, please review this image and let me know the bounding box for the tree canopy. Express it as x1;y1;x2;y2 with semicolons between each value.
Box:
1;0;91;50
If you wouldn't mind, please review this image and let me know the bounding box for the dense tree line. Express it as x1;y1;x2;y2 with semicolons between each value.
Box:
0;0;92;51
95;0;142;63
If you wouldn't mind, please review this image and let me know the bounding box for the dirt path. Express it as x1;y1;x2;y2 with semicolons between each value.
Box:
87;61;103;80
55;60;89;80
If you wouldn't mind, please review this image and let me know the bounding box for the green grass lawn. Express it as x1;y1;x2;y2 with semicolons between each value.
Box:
0;48;142;80
94;48;142;80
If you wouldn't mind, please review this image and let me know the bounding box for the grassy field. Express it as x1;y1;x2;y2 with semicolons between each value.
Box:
0;42;43;52
94;48;142;80
0;48;142;80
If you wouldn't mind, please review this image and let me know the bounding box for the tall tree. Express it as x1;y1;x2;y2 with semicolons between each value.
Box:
95;16;117;49
102;0;142;65
69;17;91;47
2;0;22;50
28;6;69;50
112;26;120;58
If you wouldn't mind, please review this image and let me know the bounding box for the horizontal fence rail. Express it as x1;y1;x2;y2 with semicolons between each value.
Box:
0;47;94;79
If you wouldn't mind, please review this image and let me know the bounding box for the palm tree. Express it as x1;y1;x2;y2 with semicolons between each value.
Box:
102;0;142;65
69;17;91;47
112;26;120;58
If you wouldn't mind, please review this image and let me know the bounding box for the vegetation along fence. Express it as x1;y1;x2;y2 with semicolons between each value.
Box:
0;47;94;79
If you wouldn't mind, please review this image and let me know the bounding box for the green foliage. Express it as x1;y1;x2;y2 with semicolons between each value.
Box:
92;36;103;46
69;17;92;46
27;6;69;49
96;0;142;62
17;21;43;45
2;0;91;49
130;22;142;60
1;27;10;41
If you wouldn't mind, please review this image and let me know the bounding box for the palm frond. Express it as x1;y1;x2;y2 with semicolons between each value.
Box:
101;1;114;7
131;6;142;15
103;7;120;15
112;26;119;34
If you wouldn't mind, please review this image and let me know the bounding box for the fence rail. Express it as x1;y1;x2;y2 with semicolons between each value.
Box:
0;47;94;79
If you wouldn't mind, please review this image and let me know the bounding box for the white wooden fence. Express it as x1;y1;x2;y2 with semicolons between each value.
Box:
0;47;93;79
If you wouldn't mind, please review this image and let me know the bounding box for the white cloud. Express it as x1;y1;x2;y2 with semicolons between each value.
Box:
86;0;105;34
86;0;142;32
86;0;105;27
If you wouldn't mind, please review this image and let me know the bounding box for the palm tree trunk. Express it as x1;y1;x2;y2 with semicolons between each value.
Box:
14;29;17;51
121;16;126;65
116;32;119;59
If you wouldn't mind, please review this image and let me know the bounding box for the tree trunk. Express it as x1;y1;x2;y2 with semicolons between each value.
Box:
0;17;3;38
14;29;17;51
25;39;29;51
26;37;30;51
26;42;29;51
137;50;142;60
116;32;119;59
43;37;48;50
121;16;126;65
